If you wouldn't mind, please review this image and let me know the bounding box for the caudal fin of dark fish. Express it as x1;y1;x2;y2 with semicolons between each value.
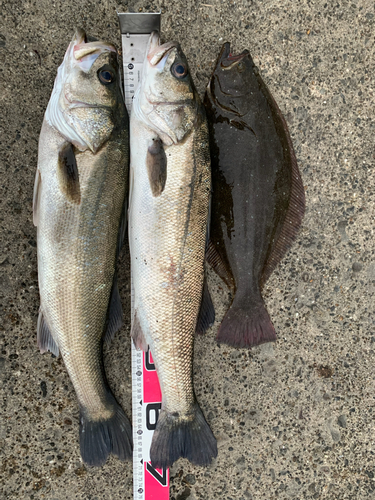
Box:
80;391;132;467
150;403;217;469
216;293;276;348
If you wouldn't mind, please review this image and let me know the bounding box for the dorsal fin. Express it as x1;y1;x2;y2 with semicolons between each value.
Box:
260;91;305;287
57;142;81;204
146;138;167;197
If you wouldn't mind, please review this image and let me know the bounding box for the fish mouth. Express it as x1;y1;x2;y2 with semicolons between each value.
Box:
219;43;249;69
64;93;110;110
68;28;117;73
72;28;116;60
205;43;249;113
73;41;116;61
145;95;188;107
147;31;178;66
206;42;248;94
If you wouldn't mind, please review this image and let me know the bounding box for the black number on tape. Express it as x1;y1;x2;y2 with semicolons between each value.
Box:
146;462;168;486
145;348;155;370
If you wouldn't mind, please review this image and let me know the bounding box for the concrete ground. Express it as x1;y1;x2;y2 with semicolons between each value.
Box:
1;0;374;498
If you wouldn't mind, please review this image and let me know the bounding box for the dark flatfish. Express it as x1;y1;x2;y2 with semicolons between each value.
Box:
203;43;305;348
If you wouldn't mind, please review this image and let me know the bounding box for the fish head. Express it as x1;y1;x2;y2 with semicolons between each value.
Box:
45;29;124;153
135;32;200;146
207;43;257;116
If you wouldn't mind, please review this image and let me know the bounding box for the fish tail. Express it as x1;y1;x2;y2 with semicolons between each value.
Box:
216;293;276;348
150;402;217;469
79;392;132;467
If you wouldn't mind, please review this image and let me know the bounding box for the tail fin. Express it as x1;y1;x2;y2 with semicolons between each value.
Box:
150;403;217;469
216;294;276;348
79;395;132;467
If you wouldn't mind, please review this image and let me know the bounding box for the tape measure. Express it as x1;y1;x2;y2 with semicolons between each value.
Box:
118;12;170;500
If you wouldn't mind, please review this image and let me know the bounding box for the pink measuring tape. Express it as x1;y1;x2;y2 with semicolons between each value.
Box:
133;349;169;499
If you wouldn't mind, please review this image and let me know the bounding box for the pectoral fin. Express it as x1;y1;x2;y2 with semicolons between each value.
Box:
229;118;256;136
58;143;81;204
146;138;167;197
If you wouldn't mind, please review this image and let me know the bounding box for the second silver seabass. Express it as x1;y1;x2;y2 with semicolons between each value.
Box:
129;32;217;468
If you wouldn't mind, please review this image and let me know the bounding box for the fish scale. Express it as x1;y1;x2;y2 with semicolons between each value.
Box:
130;122;210;413
38;123;127;421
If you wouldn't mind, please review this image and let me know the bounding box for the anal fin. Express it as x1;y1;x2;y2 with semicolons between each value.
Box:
37;310;59;357
104;274;123;343
196;278;215;335
206;240;235;290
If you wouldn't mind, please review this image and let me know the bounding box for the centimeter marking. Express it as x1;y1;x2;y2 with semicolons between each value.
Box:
132;345;144;499
119;12;161;115
118;12;169;500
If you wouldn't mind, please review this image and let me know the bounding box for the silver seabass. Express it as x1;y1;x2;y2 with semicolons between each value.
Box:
129;31;217;468
34;29;131;467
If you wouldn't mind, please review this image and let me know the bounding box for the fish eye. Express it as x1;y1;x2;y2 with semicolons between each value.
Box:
172;62;188;79
98;69;115;85
237;62;245;73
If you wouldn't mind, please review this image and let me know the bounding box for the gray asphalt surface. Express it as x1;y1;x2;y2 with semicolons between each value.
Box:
1;0;375;499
